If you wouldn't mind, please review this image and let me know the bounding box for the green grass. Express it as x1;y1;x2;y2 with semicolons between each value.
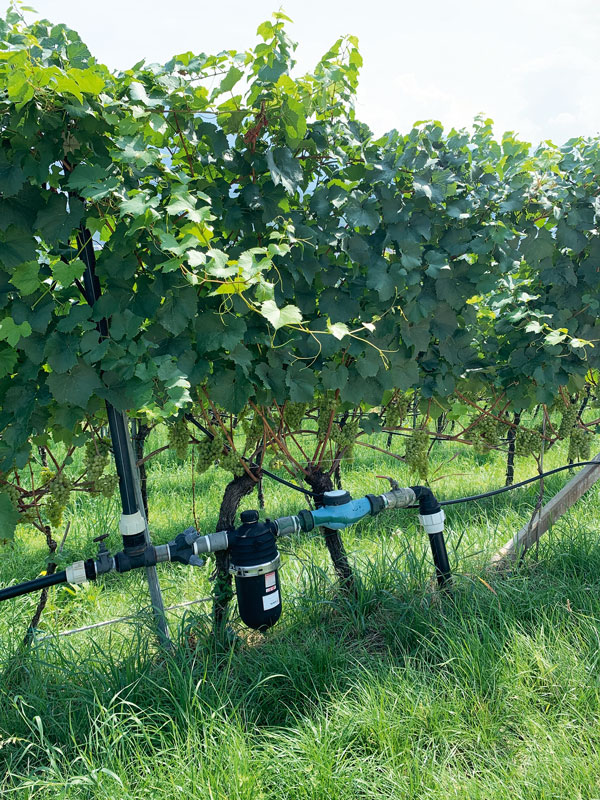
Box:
2;435;600;799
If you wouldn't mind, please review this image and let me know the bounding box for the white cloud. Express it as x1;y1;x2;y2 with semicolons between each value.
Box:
21;0;600;146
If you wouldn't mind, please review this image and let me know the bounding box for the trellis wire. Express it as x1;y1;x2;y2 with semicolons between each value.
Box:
35;596;212;641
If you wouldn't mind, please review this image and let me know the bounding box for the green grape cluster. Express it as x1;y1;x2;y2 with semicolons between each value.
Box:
384;395;410;429
515;428;541;456
471;414;501;453
4;482;20;508
266;444;286;471
241;411;264;451
558;403;578;439
331;420;360;462
196;436;223;474
84;438;110;483
268;456;286;471
404;429;430;480
218;448;244;477
46;473;71;529
95;473;119;499
317;395;338;438
18;506;38;525
1;482;37;525
283;402;307;432
168;418;189;460
568;427;592;462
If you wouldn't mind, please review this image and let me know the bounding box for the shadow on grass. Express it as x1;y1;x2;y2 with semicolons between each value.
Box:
2;523;600;753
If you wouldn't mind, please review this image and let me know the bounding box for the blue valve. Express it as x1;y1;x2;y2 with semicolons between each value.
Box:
310;496;372;530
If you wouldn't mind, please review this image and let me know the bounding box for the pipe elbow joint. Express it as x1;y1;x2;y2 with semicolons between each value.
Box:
410;485;441;516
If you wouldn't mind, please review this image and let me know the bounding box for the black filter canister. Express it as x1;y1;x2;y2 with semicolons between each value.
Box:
229;510;282;630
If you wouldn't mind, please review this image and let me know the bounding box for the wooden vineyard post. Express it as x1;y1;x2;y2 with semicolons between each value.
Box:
124;415;171;648
490;453;600;566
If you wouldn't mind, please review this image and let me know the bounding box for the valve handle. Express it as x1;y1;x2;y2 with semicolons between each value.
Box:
93;533;109;543
375;474;399;490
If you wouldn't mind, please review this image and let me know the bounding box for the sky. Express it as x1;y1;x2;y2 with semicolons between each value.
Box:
20;0;600;147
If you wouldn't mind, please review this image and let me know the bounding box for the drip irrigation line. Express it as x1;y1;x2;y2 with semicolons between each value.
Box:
430;460;600;508
184;414;317;498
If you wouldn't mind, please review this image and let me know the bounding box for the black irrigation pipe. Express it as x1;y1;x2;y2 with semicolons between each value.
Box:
430;461;600;508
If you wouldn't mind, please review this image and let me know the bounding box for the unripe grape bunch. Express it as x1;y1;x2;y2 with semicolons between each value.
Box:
95;473;119;499
515;428;541;456
46;473;71;529
1;481;36;525
405;429;430;480
568;427;592;462
219;446;245;477
242;410;264;451
84;437;110;483
384;394;410;429
196;435;224;474
317;395;338;439
331;419;360;462
558;402;578;439
283;402;307;432
470;413;502;453
168;418;189;460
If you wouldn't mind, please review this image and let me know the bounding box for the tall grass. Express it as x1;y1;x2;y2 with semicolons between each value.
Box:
1;434;600;798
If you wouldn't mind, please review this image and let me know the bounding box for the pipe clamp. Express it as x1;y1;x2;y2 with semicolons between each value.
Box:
229;554;281;578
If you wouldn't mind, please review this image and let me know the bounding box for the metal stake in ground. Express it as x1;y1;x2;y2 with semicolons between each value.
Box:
125;416;170;647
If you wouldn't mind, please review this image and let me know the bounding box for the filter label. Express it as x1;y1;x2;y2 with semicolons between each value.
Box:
265;571;277;590
262;590;280;611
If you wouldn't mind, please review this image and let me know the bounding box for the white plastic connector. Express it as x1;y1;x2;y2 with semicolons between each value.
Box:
119;511;145;537
419;510;445;534
66;560;87;585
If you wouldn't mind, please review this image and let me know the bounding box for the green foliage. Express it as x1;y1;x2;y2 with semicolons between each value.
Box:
0;5;599;500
